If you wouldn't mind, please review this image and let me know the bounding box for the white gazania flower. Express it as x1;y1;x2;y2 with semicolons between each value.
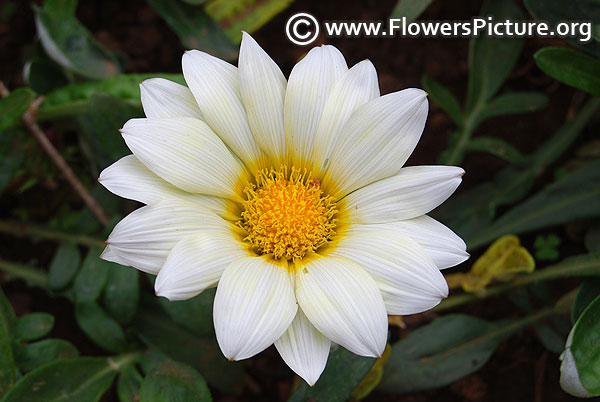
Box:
99;32;469;386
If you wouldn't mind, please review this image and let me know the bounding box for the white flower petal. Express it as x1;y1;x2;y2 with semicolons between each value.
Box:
328;230;448;315
344;215;469;269
323;88;429;199
105;199;232;274
275;308;330;386
239;32;287;165
284;45;348;168
140;78;203;119
313;60;380;175
295;256;387;357
120;117;248;201
182;50;264;169
99;155;238;218
338;166;464;223
214;257;297;361
155;231;248;301
99;245;128;266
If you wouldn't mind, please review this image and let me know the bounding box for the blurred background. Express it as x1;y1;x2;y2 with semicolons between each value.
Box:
0;0;599;401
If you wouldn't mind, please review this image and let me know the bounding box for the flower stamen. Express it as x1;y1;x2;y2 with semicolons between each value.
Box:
240;166;337;260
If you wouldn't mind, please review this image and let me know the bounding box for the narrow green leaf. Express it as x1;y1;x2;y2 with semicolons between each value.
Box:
139;360;211;402
158;288;215;337
435;98;600;244
422;75;463;126
147;0;237;60
1;356;130;402
74;247;110;302
14;339;79;373
0;88;35;131
466;136;526;164
571;295;600;395
117;364;143;402
480;91;548;120
572;278;600;324
379;312;549;393
0;288;16;398
466;0;523;112
534;47;600;96
34;0;122;79
288;347;375;402
102;265;139;325
14;313;54;342
524;0;600;57
468;160;600;249
390;0;434;22
133;297;244;395
75;301;127;353
48;242;81;291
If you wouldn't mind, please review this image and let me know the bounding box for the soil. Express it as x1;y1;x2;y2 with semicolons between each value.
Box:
0;0;595;401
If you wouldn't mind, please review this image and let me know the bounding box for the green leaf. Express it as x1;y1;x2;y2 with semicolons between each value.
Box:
74;247;110;302
37;73;184;124
14;313;54;341
23;41;70;94
133;297;244;395
117;364;143;402
480;91;548;121
48;242;81;291
206;0;292;44
85;93;141;167
570;295;600;395
0;88;35;131
102;265;139;325
0;129;25;193
147;0;237;60
390;0;434;22
288;347;375;402
139;360;211;402
24;59;69;95
434;98;600;244
534;47;600;96
1;356;134;402
0;288;16;398
524;0;600;57
466;0;523;113
75;301;127;353
422;75;463;126
467;160;600;249
585;225;600;252
139;349;169;376
14;339;79;373
158;288;215;337
379;313;540;393
466;136;526;164
572;278;600;324
34;0;122;79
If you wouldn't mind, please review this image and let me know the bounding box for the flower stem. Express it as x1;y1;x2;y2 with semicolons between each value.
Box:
435;254;600;312
0;221;105;248
0;259;48;287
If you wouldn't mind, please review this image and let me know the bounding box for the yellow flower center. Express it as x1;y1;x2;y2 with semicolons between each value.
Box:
240;167;337;260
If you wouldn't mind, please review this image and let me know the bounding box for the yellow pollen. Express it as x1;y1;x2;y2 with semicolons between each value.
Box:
240;167;337;260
